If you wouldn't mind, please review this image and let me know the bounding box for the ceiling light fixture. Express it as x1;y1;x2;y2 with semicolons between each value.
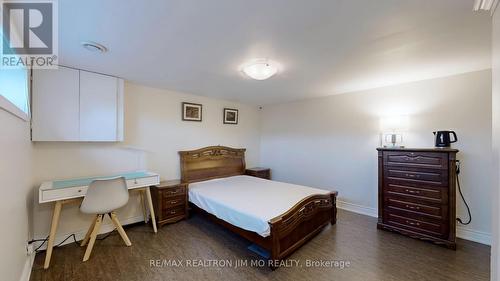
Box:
81;41;108;53
241;59;279;80
473;0;499;13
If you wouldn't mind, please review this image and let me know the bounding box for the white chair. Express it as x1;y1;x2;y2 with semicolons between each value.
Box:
80;177;132;262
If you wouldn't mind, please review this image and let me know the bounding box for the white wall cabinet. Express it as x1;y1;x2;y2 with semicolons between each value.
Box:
32;67;80;141
32;66;124;142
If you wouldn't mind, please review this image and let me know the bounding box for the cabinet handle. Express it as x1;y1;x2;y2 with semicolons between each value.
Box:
405;189;420;195
405;204;420;210
404;153;420;160
134;179;138;184
406;220;420;226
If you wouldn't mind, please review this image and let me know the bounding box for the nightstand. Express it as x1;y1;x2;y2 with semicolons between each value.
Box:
245;167;271;180
150;180;188;227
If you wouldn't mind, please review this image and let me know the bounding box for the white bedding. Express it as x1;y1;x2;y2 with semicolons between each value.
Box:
188;175;331;237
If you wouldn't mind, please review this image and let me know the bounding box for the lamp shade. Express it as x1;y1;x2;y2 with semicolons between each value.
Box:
241;59;279;80
379;115;409;132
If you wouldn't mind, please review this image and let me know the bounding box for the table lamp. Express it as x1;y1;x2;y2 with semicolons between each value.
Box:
380;115;409;148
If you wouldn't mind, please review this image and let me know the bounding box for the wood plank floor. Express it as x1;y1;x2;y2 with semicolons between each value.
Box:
30;209;490;281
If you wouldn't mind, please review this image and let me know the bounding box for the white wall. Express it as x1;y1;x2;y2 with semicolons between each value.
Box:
260;70;492;244
0;110;33;281
32;82;261;246
491;8;500;281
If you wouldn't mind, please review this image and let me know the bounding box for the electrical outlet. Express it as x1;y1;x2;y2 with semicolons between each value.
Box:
26;243;34;255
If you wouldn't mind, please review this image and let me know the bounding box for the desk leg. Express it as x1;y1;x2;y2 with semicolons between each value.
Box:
139;190;148;223
44;201;62;269
145;187;157;233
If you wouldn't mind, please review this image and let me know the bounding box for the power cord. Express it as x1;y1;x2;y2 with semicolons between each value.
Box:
32;234;78;253
455;160;472;225
30;230;116;253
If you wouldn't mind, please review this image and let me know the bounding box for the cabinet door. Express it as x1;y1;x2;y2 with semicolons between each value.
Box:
79;71;119;141
32;67;80;141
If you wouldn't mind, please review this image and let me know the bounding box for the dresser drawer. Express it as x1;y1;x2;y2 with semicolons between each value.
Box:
384;181;448;203
162;205;186;220
161;186;186;198
384;212;447;237
385;167;448;186
383;151;448;170
162;195;185;209
385;197;444;220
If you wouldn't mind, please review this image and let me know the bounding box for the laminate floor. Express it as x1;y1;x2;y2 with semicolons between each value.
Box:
30;209;490;281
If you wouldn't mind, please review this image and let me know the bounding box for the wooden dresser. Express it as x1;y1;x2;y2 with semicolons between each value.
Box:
151;180;188;227
377;148;458;249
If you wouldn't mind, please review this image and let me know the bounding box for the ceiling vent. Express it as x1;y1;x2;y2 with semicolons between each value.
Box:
81;41;108;53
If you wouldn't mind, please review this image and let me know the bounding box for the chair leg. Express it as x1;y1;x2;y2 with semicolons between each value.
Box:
81;215;98;247
109;211;132;246
83;214;103;262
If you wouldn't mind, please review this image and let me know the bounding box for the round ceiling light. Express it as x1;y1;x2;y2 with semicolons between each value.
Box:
81;41;108;53
241;59;279;80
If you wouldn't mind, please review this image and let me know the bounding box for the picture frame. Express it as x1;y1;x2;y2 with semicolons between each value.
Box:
223;108;238;124
182;102;202;122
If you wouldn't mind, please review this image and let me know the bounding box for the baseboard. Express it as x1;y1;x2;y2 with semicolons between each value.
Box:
336;199;378;218
33;214;146;251
336;200;491;246
19;252;35;281
457;226;491;245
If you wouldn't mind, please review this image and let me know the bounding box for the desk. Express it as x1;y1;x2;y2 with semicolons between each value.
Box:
39;171;160;269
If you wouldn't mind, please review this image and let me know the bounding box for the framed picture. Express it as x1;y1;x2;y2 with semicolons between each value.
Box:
223;108;238;124
182;102;202;121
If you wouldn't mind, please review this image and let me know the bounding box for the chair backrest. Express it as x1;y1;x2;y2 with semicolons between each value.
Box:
80;177;129;214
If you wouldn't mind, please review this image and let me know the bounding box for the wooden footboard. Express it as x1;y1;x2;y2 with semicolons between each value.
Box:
268;192;338;262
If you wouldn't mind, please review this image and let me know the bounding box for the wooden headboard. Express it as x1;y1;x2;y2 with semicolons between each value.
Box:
179;146;246;183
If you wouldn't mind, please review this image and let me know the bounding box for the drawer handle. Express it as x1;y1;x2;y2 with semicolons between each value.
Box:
405;189;420;195
170;200;178;204
405;156;418;161
170;210;177;214
169;190;179;195
405;173;419;178
406;220;420;226
405;204;420;210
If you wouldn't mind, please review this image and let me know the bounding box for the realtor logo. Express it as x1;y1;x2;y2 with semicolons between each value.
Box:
1;0;58;68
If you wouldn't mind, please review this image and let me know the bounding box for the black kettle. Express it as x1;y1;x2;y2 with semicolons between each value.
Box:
433;131;457;147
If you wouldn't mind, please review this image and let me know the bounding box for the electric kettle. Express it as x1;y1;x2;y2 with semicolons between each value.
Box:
433;131;457;147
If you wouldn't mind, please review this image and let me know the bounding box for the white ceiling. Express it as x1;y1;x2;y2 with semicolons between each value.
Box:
59;0;492;105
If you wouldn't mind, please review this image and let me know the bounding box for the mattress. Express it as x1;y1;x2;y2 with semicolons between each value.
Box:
188;175;331;237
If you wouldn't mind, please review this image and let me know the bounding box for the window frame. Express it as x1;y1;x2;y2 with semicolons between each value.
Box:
0;68;31;121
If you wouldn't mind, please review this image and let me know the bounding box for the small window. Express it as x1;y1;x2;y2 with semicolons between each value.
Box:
0;33;30;121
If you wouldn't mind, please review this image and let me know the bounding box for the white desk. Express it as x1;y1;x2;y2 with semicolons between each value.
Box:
38;171;160;269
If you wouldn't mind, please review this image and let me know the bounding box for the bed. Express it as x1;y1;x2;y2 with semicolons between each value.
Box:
179;146;338;264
